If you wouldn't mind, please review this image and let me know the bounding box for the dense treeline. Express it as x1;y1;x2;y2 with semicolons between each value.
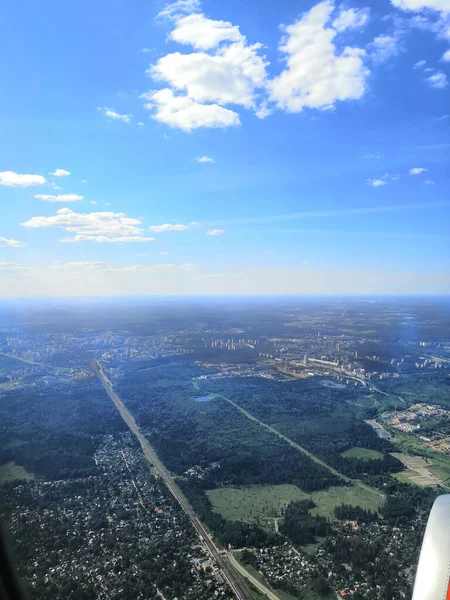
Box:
0;380;126;479
200;376;404;485
279;499;330;545
118;364;342;492
334;503;378;522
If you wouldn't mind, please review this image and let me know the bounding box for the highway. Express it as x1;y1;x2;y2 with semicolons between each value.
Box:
91;359;255;600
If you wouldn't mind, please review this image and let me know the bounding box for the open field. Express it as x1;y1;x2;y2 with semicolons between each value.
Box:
207;484;306;531
0;461;35;484
207;483;384;527
391;453;442;487
341;447;383;460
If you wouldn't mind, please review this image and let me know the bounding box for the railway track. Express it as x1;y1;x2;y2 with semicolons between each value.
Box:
91;359;254;600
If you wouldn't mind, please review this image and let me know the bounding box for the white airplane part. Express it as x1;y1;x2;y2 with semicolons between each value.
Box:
412;494;450;600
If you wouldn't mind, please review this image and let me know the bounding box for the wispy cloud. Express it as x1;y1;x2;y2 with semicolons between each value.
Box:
98;107;131;122
196;155;215;163
34;194;84;203
367;178;387;187
206;229;224;236
149;222;197;232
427;72;448;88
409;167;427;174
0;237;24;248
200;201;450;227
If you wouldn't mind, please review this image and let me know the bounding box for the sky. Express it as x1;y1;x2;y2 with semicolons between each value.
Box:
0;0;449;297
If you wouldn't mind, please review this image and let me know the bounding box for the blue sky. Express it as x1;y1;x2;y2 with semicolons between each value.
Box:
0;0;449;296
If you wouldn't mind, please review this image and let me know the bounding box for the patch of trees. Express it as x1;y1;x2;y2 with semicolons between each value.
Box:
279;499;330;545
334;504;378;522
0;379;126;480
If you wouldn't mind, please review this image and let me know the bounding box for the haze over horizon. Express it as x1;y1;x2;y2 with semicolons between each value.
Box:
0;0;449;297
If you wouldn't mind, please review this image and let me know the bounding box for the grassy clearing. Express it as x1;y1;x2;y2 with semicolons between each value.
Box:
207;484;305;531
207;483;384;527
0;461;34;484
310;485;383;519
341;447;383;460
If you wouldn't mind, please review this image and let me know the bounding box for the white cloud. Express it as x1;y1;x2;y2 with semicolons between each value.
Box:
144;4;269;130
90;201;98;205
160;251;169;255
391;0;450;13
367;178;387;187
413;59;427;68
269;1;370;113
409;167;428;174
157;0;200;19
427;71;449;87
0;237;24;248
99;107;131;122
50;169;70;177
332;7;370;31
0;171;47;187
142;89;240;131
34;194;84;203
60;235;155;243
81;179;88;184
52;261;108;270
138;122;145;126
149;44;268;108
149;222;197;232
206;229;224;236
364;153;382;159
196;155;214;163
425;179;436;184
442;48;450;60
21;207;154;243
169;13;242;49
369;31;405;63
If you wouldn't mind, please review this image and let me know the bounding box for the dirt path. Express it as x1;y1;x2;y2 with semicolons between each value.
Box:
216;394;385;500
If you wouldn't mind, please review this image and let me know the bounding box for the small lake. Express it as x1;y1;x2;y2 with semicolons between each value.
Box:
195;396;215;402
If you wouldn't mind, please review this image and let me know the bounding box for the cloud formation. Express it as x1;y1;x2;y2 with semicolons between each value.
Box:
99;107;131;122
269;1;370;113
141;89;240;130
0;171;47;187
0;237;24;248
196;155;214;163
391;0;450;13
60;235;155;243
21;208;154;243
143;0;270;130
206;229;224;236
50;169;70;177
409;167;428;174
427;71;448;87
148;222;197;232
369;31;404;63
367;178;387;187
34;194;84;203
